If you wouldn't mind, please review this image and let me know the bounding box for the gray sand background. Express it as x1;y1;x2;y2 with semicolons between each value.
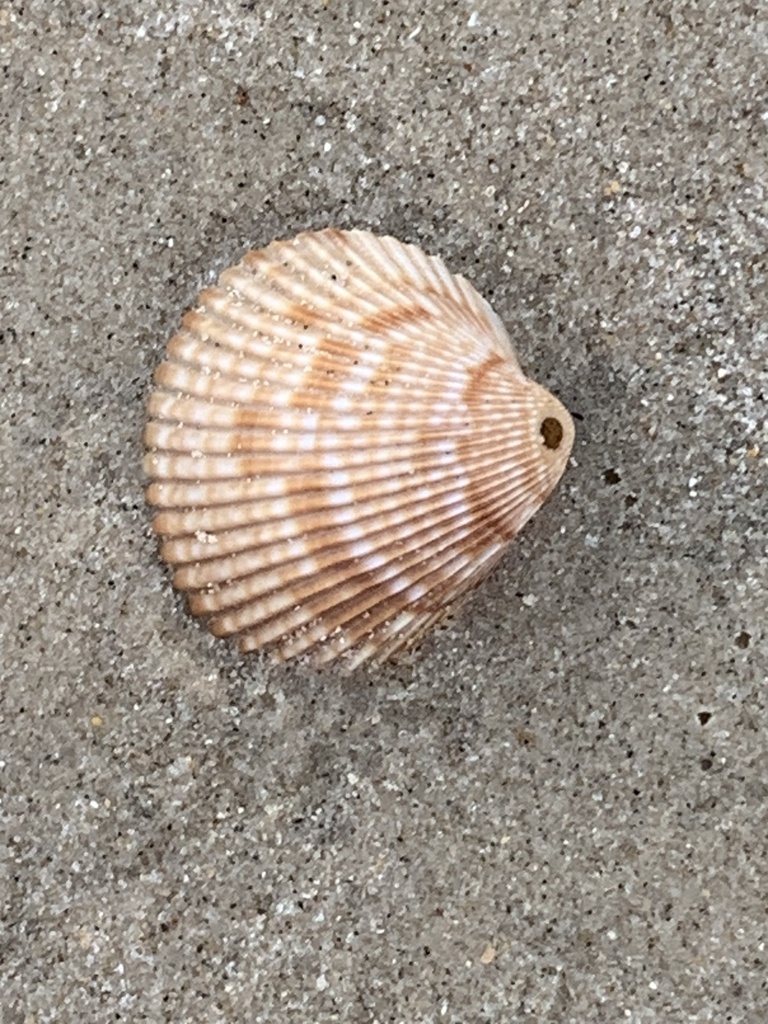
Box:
2;1;767;1021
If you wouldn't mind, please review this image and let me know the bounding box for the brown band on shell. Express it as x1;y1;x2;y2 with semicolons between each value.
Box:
461;353;508;406
356;302;436;338
456;355;549;542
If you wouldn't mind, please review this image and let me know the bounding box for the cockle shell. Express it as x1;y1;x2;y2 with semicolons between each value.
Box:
144;228;574;668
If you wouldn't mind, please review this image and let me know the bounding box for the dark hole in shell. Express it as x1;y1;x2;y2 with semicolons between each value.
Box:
541;417;563;450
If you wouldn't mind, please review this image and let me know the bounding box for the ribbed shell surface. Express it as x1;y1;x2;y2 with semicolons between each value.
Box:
144;229;574;668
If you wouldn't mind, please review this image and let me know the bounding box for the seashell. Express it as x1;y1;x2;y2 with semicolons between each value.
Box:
143;228;574;669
